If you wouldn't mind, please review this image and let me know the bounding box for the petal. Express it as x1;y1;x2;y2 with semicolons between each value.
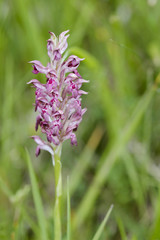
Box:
29;60;50;75
49;31;56;38
27;79;39;85
75;78;89;84
27;79;46;90
82;108;87;115
59;30;70;54
62;132;77;146
39;144;54;156
31;136;44;145
70;133;77;145
59;30;70;41
63;55;84;73
32;136;55;164
78;90;88;95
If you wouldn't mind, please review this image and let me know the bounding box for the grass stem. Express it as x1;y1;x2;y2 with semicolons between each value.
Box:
54;145;62;240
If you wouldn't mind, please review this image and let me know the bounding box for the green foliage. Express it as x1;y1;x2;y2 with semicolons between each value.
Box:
1;0;160;239
91;205;113;240
25;149;48;240
67;177;71;240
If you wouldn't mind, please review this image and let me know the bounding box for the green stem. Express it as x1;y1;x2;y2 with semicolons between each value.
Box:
54;144;62;240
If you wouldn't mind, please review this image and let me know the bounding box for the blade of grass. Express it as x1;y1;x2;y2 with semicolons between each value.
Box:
13;0;45;59
122;151;145;210
73;82;157;228
106;21;137;99
22;208;40;238
1;56;13;168
131;236;138;240
25;148;48;240
91;205;113;240
117;216;128;240
70;1;95;45
142;69;153;154
67;177;71;240
149;184;160;240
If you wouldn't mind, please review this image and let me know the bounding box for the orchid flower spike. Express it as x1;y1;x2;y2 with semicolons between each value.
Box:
28;30;88;164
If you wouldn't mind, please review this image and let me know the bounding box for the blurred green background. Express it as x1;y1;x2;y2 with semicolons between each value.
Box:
1;0;160;239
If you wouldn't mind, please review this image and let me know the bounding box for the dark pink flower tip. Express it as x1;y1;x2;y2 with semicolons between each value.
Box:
35;115;42;131
70;133;77;146
53;49;61;61
32;65;39;74
73;70;82;77
36;146;41;157
49;31;56;38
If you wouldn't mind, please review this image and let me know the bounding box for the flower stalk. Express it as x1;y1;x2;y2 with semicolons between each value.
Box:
54;145;62;240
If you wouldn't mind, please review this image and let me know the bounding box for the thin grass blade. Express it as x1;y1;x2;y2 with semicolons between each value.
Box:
67;177;71;240
25;149;48;240
117;216;128;240
91;205;113;240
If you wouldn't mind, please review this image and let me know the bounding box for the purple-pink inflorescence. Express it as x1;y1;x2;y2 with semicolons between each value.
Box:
28;30;88;162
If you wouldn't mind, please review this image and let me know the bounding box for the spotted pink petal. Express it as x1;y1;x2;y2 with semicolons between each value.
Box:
32;136;55;164
29;60;53;75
